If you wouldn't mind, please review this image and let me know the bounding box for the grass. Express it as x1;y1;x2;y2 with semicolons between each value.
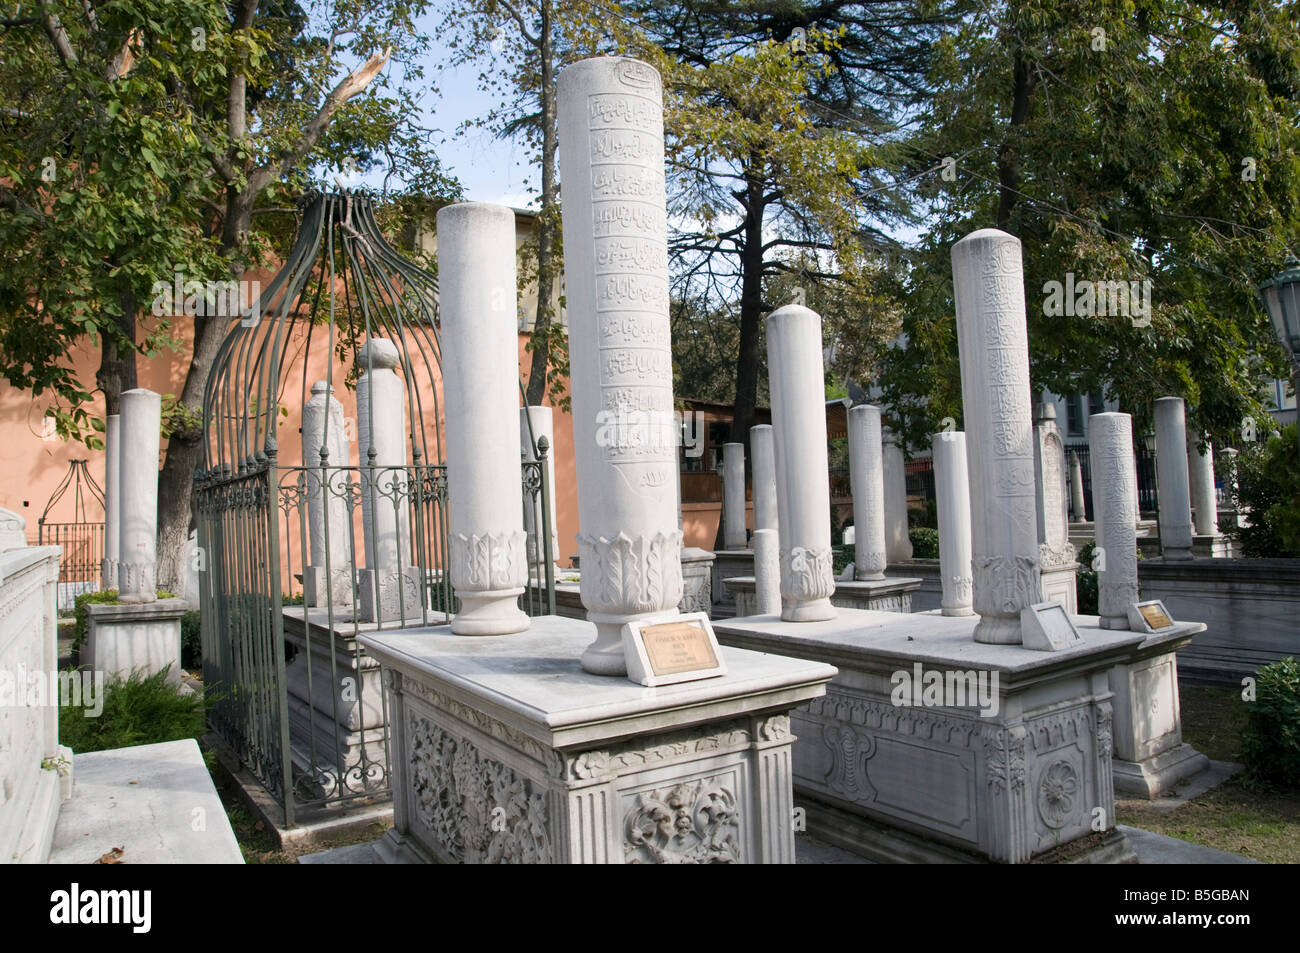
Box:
1116;683;1300;863
58;667;205;754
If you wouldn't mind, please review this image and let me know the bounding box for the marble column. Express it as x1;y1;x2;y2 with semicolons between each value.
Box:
1188;438;1218;537
766;304;836;622
117;390;161;603
1153;397;1194;560
951;228;1040;644
882;429;912;562
1069;450;1087;522
439;202;529;636
932;431;973;616
522;405;560;569
752;527;782;616
302;381;353;607
1220;447;1241;527
101;414;120;590
722;442;747;549
1033;402;1078;612
847;405;887;580
1090;413;1139;629
357;337;419;623
558;56;682;675
750;424;778;531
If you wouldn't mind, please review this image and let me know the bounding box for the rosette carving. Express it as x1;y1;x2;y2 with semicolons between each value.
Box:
451;531;527;592
577;530;683;615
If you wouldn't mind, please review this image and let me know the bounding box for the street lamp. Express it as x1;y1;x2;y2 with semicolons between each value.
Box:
1259;255;1300;453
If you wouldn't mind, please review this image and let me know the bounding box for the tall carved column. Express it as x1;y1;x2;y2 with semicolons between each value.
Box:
1153;397;1194;560
117;389;161;603
847;405;887;580
1089;413;1139;629
1033;402;1078;612
951;229;1040;644
722;442;747;549
750;424;778;532
766;304;836;622
932;431;973;616
302;381;353;607
101;414;120;590
882;428;913;562
1188;437;1218;537
753;527;782;616
439;202;530;636
558;57;682;674
1069;450;1088;522
357;337;419;623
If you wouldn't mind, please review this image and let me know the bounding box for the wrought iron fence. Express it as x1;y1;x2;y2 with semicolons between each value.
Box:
1064;442;1160;521
197;454;554;825
37;459;105;612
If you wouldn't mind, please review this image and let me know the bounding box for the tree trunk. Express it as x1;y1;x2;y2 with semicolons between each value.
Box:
525;0;557;407
995;46;1034;231
720;165;767;548
96;279;138;417
154;189;255;592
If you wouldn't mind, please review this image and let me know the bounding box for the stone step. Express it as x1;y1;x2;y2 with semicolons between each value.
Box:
47;739;242;865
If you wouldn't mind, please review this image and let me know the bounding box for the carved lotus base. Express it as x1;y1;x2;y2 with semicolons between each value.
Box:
358;615;835;863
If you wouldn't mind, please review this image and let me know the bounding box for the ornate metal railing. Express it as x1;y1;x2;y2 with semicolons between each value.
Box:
38;458;105;612
197;452;555;825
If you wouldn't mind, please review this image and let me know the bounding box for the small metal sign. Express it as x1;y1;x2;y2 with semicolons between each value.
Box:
1127;599;1177;633
622;612;727;687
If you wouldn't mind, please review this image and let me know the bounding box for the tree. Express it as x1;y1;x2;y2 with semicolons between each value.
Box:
880;0;1300;451
616;1;957;460
0;1;458;589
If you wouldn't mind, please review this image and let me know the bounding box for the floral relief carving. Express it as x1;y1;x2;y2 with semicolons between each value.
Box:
1096;701;1114;763
451;531;527;592
781;546;835;602
624;779;740;863
984;725;1027;796
408;713;552;864
972;553;1039;615
577;530;683;615
1037;760;1080;830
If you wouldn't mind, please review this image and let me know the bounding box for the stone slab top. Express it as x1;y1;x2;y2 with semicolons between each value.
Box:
722;575;924;592
359;614;837;749
48;739;243;865
85;596;193;621
713;607;1205;682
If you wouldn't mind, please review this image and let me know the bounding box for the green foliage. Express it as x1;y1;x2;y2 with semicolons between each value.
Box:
57;667;205;755
180;610;202;671
1230;425;1300;557
833;544;854;576
881;0;1300;452
908;526;940;559
1076;540;1099;616
1241;658;1300;790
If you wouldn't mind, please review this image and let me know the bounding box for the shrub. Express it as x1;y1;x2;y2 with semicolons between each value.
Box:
181;610;202;670
908;527;940;559
1241;657;1300;789
1076;540;1099;615
833;544;854;576
58;667;205;755
1230;424;1300;557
